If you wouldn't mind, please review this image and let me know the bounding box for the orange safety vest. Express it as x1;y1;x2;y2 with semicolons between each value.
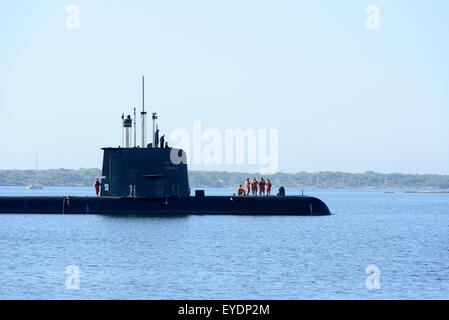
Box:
245;180;250;193
251;180;257;190
237;187;245;195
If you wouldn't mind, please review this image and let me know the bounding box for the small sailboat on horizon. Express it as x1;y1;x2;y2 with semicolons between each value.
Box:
26;153;44;190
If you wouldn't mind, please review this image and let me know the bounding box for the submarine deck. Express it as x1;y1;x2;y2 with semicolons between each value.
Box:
0;195;331;216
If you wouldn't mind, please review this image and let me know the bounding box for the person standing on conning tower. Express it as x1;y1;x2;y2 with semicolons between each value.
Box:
160;134;165;148
155;127;159;148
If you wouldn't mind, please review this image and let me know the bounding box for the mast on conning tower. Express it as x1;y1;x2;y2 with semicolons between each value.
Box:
152;112;158;148
133;107;137;147
121;113;125;147
141;76;147;148
122;114;132;148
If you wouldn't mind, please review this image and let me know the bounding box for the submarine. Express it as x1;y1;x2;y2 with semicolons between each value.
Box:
0;77;330;216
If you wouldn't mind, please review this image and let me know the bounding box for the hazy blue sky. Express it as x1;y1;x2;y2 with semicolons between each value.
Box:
1;0;448;174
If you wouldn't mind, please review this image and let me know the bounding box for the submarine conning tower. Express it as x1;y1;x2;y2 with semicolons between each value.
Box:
100;146;190;198
100;76;189;199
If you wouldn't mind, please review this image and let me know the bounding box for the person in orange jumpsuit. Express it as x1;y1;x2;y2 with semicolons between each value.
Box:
94;178;101;197
266;179;272;196
244;178;250;196
236;185;245;196
251;177;258;195
259;177;265;196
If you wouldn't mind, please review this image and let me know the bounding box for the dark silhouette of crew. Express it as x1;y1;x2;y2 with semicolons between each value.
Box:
160;135;165;148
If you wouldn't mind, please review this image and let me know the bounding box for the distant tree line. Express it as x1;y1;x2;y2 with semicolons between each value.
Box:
0;168;102;187
1;169;449;189
189;171;449;189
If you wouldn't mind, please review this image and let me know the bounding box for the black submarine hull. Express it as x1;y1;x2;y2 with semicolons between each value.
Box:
0;196;331;215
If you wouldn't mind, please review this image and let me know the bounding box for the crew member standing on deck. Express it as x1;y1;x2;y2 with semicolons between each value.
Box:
245;178;250;196
259;177;265;196
251;177;258;196
160;135;165;149
266;179;272;196
94;178;101;197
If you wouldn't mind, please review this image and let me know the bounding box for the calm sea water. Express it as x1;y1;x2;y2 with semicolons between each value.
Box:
0;186;448;299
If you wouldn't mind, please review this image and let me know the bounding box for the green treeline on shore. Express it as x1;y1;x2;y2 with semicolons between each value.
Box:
0;168;101;187
0;169;449;189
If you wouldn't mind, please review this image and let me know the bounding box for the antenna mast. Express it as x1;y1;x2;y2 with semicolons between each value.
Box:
141;76;147;147
121;113;125;147
152;112;158;148
133;107;137;147
122;114;132;148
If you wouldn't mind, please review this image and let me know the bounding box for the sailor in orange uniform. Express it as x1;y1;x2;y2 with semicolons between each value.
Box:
259;177;265;196
94;178;101;197
245;178;250;196
251;177;258;196
266;179;272;196
237;185;245;196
